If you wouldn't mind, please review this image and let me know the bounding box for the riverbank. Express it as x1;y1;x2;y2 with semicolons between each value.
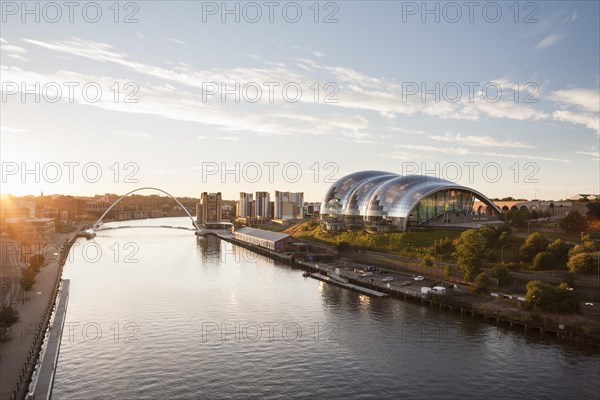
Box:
212;233;600;347
0;229;80;400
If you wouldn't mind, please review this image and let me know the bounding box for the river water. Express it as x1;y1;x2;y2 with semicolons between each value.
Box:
52;218;599;399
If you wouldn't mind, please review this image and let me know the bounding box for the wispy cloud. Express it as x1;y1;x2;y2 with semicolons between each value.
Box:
162;37;187;45
553;110;600;136
428;133;534;148
534;33;564;49
0;37;28;62
551;88;600;113
391;144;571;163
11;37;600;140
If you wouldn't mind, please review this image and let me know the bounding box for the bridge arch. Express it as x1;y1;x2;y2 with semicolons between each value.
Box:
92;187;199;231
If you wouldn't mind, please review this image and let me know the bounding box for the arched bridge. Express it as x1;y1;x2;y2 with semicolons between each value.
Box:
91;187;200;233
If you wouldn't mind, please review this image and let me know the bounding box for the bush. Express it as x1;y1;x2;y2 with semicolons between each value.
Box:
519;233;548;263
525;280;579;312
531;252;558;271
569;238;598;257
471;272;491;295
560;211;589;234
567;252;598;274
546;239;572;269
490;265;512;286
421;254;434;267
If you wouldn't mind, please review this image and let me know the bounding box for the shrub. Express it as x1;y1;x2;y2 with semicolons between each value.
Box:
519;233;548;263
560;211;589;234
490;265;512;286
471;272;491;295
567;252;598;274
525;280;579;312
531;252;557;271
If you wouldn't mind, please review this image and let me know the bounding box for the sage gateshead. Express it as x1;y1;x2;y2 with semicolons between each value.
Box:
320;171;501;233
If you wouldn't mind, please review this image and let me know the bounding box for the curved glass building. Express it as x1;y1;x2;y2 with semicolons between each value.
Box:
320;171;501;232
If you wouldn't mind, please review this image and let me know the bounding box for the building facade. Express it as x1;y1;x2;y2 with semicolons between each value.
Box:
274;191;304;220
320;171;501;233
237;192;254;218
255;192;271;219
197;192;222;226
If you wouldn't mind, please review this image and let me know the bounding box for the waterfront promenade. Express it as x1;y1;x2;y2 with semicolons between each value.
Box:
0;232;76;400
31;280;70;400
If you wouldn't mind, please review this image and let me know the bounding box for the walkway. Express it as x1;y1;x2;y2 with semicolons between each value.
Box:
30;280;70;400
0;232;76;400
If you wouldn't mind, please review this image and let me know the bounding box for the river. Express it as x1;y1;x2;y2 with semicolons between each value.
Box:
52;218;599;399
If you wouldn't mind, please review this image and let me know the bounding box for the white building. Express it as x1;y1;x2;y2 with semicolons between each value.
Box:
237;192;254;218
255;192;271;219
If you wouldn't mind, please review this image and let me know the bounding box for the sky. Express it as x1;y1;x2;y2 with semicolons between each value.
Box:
1;0;599;202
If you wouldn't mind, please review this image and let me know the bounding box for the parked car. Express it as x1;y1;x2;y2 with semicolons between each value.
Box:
361;272;374;277
413;276;424;281
401;280;412;286
382;277;394;282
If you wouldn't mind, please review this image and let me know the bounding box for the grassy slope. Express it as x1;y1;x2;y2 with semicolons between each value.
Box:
284;221;461;256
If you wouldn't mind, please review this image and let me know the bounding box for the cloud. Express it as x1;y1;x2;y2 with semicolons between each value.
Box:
552;110;600;136
162;37;187;45
428;133;534;148
551;88;600;113
0;38;28;62
574;151;599;160
12;37;600;139
391;144;571;163
534;33;564;49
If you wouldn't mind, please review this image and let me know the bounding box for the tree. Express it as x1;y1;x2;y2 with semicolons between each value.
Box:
586;202;600;220
547;238;572;269
421;254;433;267
471;272;491;295
453;229;489;281
434;237;455;259
531;252;557;271
20;269;36;300
490;265;512;286
0;305;20;340
559;211;589;234
507;209;529;228
567;252;599;274
519;232;548;263
525;281;579;312
569;238;598;257
28;254;45;272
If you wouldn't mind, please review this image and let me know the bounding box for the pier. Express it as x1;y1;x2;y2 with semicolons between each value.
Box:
310;273;388;298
